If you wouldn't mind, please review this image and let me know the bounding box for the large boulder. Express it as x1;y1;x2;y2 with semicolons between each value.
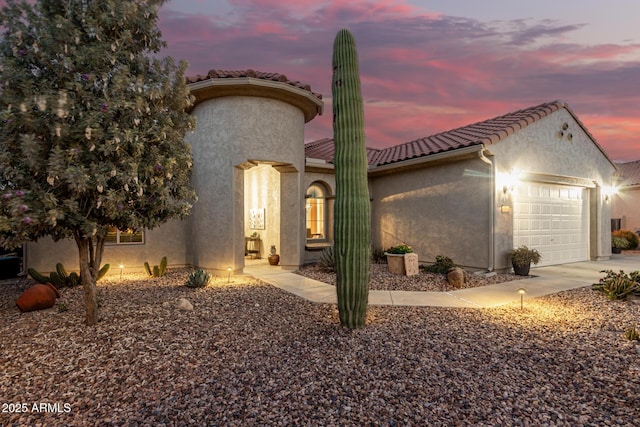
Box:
447;267;467;289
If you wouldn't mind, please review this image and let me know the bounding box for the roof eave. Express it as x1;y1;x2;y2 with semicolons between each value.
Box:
368;144;485;175
187;77;324;123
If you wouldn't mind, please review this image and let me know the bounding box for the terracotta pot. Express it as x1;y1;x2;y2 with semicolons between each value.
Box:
268;254;280;266
16;283;60;313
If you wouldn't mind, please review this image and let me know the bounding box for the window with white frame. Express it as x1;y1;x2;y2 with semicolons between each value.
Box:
105;226;144;245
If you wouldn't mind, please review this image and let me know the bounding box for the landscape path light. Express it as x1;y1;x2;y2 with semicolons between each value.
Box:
518;287;526;310
119;263;124;280
227;266;232;283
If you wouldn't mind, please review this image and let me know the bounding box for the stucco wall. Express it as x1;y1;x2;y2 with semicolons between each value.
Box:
612;189;640;232
370;157;493;269
488;109;616;265
186;96;306;274
25;219;189;275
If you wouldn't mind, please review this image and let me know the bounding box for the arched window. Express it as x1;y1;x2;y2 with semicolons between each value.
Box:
306;183;327;241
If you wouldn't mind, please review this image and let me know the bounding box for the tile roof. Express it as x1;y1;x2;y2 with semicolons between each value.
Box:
306;100;613;168
615;160;640;186
186;69;322;100
304;138;383;165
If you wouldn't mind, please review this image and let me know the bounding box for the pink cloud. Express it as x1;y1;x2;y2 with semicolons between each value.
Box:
159;0;640;162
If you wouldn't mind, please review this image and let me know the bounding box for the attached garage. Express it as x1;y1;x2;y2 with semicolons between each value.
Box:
513;182;589;266
307;100;617;271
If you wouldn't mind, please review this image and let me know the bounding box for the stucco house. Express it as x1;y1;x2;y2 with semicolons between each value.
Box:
612;160;640;233
24;70;617;276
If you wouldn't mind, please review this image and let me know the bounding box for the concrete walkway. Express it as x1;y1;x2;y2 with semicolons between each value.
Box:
244;255;640;308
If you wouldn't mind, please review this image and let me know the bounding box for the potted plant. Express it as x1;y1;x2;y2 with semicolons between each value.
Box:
612;235;630;254
384;243;419;276
509;245;541;276
268;245;280;266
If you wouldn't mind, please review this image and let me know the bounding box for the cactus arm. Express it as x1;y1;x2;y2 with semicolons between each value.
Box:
28;268;50;284
159;256;167;276
331;28;371;329
97;264;110;281
56;263;68;280
49;272;63;288
144;261;152;277
68;272;80;287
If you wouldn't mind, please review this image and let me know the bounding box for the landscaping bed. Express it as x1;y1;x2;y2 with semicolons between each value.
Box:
1;268;639;426
294;263;526;292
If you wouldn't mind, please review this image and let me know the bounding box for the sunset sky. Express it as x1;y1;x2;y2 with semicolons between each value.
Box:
159;0;640;162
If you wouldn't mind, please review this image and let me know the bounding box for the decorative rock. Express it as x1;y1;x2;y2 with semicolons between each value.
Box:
176;298;193;310
404;253;419;276
447;267;466;288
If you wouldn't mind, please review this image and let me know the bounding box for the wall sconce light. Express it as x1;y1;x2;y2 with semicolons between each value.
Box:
119;263;124;280
603;185;618;203
227;266;232;283
497;169;522;214
518;287;526;310
499;183;514;214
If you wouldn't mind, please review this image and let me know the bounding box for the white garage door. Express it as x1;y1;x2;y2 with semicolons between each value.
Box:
513;182;589;266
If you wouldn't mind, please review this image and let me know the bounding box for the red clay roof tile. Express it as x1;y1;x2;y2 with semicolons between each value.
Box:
186;69;322;100
306;100;613;168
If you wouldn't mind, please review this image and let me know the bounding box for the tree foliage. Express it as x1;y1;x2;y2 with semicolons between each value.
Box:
0;0;196;324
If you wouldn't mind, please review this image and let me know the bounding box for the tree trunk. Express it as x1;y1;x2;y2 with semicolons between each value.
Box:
75;233;99;325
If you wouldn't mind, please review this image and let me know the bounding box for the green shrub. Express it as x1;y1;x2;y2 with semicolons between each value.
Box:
386;243;413;254
612;236;631;250
592;270;640;300
318;246;335;272
613;230;639;249
424;255;457;274
509;246;542;267
184;268;211;288
371;247;387;264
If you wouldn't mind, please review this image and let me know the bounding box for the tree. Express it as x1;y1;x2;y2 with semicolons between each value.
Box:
331;29;371;329
0;0;196;325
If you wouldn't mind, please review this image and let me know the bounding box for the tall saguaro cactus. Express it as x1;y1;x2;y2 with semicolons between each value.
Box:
332;29;371;329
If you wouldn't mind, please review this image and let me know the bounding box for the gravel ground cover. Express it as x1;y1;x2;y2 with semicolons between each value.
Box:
1;268;639;426
294;263;526;292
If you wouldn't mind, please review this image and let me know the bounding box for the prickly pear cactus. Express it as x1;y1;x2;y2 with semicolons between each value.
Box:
331;29;371;329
